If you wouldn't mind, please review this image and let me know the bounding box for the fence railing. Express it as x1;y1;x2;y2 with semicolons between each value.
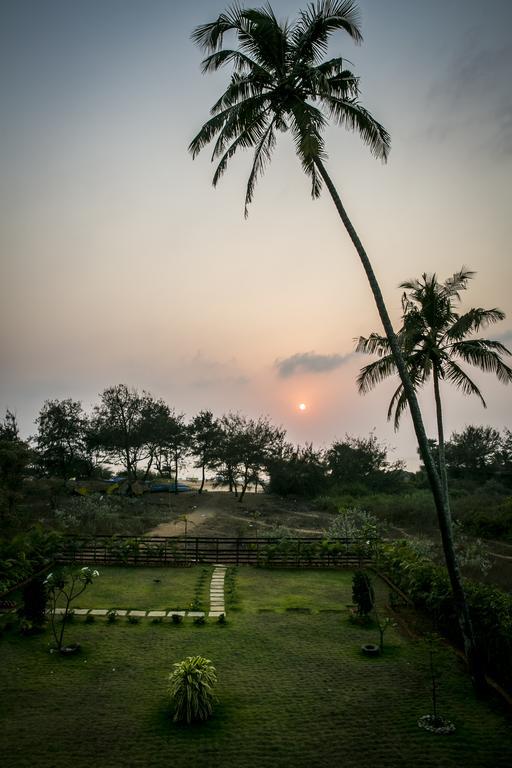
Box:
54;535;375;568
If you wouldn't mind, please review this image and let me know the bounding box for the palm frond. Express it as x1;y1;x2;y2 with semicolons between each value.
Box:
321;96;390;160
244;118;277;216
201;49;268;76
292;1;363;65
355;332;390;356
240;4;289;75
443;267;475;298
357;354;397;394
212;108;273;187
452;340;512;384
386;382;409;431
192;4;245;52
444;361;486;405
446;307;506;340
290;99;327;197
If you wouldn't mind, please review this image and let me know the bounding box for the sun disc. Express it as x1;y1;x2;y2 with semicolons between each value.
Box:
298;403;307;411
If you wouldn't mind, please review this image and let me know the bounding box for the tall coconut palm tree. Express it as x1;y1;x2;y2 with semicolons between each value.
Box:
356;269;512;504
189;1;482;685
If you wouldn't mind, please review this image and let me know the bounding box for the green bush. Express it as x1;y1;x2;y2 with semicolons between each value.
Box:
379;541;512;693
168;656;217;723
352;571;374;616
19;577;47;625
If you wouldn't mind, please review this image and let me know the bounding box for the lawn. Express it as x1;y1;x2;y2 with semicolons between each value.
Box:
55;566;212;612
1;568;511;768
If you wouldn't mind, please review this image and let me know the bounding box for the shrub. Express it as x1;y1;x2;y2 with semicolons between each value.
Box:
193;615;206;626
352;571;374;616
217;613;227;625
168;656;217;723
379;541;512;693
19;577;47;626
106;609;117;624
127;615;140;624
170;613;183;625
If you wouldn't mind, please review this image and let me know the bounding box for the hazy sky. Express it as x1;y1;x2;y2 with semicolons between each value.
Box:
1;0;511;467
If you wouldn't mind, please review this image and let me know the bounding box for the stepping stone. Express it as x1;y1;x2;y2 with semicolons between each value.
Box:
74;609;90;616
209;611;225;617
54;608;66;615
128;610;147;617
187;611;205;617
166;611;186;617
147;611;166;618
115;610;127;616
89;609;108;616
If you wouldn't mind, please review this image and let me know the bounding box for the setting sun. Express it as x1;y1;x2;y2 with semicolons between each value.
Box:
298;403;307;411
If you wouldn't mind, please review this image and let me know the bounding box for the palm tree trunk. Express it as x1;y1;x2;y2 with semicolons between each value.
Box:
433;367;450;506
314;157;483;690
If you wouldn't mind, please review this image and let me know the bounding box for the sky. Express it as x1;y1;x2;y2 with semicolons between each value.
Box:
1;0;511;468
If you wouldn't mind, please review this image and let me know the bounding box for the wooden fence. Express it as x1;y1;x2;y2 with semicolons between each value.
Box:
55;535;375;568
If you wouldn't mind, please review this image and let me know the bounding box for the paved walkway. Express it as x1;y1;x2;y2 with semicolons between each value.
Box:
52;564;228;619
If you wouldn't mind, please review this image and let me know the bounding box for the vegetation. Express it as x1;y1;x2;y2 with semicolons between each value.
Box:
1;569;512;767
352;571;374;616
45;566;99;651
168;655;217;723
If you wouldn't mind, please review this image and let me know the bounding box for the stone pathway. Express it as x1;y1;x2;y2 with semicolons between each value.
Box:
51;564;228;620
208;564;227;617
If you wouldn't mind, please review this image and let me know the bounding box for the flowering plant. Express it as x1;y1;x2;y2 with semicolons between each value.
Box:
45;566;99;652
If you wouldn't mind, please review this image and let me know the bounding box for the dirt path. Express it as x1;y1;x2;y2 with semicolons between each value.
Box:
148;507;216;536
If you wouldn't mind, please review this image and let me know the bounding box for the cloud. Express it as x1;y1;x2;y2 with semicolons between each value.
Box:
275;351;350;378
427;36;512;155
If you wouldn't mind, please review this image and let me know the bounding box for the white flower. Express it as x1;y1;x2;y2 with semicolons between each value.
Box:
92;570;99;577
81;566;88;572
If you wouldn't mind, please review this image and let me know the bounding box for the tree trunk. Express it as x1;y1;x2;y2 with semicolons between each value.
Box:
433;367;450;506
314;157;483;690
174;457;179;494
199;463;205;494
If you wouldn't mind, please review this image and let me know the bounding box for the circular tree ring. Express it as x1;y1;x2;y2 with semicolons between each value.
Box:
418;715;455;735
59;643;81;655
361;643;380;657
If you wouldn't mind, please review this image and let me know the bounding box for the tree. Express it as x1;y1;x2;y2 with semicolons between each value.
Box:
268;443;326;497
91;385;170;488
445;425;502;480
189;410;223;493
326;433;403;490
190;2;485;684
214;413;284;500
35;399;92;479
0;410;31;520
357;270;512;499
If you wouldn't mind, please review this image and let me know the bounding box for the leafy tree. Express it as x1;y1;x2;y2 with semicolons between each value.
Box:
35;399;92;479
189;2;484;684
164;413;191;494
268;443;326;497
0;410;31;520
90;385;169;488
445;425;502;479
189;410;222;493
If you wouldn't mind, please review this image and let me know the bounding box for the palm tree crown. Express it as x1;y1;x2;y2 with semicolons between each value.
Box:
356;268;512;429
189;0;389;215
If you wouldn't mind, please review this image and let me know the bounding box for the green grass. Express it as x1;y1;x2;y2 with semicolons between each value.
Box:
56;566;212;611
1;568;511;768
234;567;388;612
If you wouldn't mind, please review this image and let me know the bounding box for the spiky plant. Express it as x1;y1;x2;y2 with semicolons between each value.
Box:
168;656;217;724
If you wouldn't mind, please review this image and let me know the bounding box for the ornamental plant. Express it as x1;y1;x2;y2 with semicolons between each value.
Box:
44;566;99;652
168;656;217;724
352;571;374;617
